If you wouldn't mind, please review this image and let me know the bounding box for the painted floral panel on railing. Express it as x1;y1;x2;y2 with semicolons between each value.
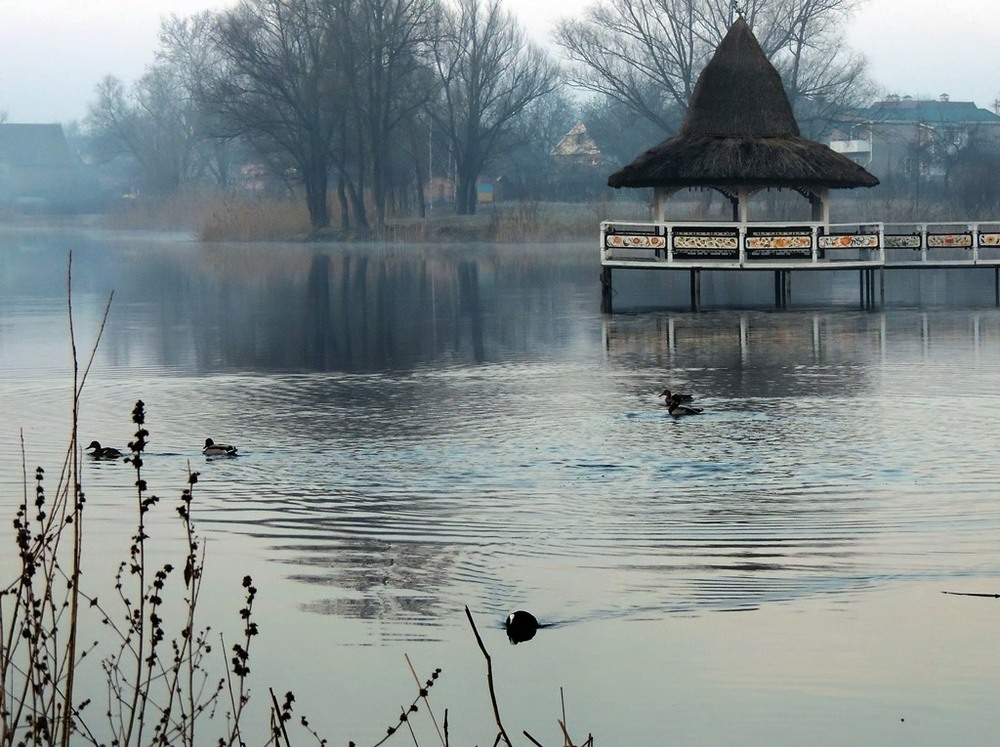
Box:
927;233;972;248
746;236;812;250
744;228;814;258
977;233;1000;247
672;230;740;259
818;234;880;249
605;234;667;249
884;235;921;249
672;233;739;250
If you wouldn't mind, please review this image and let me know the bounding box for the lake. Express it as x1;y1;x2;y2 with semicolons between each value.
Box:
1;226;999;746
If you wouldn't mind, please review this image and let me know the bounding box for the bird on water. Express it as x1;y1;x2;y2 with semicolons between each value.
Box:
505;610;543;644
86;441;124;459
666;400;704;417
659;388;694;404
203;438;238;456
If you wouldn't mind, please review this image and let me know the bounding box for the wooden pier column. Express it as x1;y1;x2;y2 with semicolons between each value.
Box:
859;268;876;309
879;268;885;306
773;270;792;309
995;267;999;307
689;269;701;312
600;266;613;314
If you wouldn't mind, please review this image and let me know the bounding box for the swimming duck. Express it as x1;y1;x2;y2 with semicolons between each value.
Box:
203;438;238;457
659;388;694;404
667;400;703;417
86;440;124;459
505;610;541;644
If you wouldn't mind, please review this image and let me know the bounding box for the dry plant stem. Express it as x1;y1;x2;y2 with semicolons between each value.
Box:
224;575;259;747
64;252;83;747
268;688;292;747
399;705;418;745
0;254;113;746
463;606;511;747
371;666;443;747
63;253;113;747
405;653;444;747
123;406;150;746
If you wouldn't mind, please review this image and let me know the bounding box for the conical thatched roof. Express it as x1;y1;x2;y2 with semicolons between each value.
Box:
607;17;878;190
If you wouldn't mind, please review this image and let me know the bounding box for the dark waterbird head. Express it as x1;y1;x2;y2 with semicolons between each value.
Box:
505;610;540;644
659;388;692;403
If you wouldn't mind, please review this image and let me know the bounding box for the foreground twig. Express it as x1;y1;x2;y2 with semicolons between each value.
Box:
406;653;445;746
371;664;442;747
463;606;511;747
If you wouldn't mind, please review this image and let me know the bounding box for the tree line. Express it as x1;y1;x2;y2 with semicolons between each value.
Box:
85;0;868;231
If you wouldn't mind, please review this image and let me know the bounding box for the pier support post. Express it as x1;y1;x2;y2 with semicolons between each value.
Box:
995;267;999;307
860;268;877;309
689;269;701;312
600;266;613;314
773;270;791;308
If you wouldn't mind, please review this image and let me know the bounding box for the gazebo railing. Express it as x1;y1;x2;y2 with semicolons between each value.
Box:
601;220;1000;268
601;220;883;267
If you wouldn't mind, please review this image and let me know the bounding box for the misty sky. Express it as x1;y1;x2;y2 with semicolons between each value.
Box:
1;0;998;124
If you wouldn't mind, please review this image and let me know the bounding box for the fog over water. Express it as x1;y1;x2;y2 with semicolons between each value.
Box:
1;229;999;745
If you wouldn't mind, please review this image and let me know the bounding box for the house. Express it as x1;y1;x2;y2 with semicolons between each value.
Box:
0;123;95;214
551;123;603;167
829;95;1000;187
549;122;610;201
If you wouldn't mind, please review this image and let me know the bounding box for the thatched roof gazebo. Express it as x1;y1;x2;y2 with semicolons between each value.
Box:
607;17;878;223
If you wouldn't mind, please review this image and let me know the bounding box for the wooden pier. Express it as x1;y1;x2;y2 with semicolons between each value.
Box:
600;220;1000;312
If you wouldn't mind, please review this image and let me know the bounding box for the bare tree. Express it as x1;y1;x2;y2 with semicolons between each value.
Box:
431;0;560;215
157;12;244;188
86;65;205;195
341;0;440;227
201;0;348;230
556;0;869;139
86;13;242;195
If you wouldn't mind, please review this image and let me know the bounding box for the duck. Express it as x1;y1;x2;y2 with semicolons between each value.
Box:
203;438;238;457
505;609;542;644
86;440;124;459
659;388;694;404
666;400;704;417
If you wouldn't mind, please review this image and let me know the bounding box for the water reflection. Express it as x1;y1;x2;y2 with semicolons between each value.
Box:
3;234;1000;635
4;232;1000;743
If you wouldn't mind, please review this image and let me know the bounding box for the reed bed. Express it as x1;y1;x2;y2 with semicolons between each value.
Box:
99;189;648;244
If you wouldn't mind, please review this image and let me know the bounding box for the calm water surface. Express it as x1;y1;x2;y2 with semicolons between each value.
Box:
1;227;999;745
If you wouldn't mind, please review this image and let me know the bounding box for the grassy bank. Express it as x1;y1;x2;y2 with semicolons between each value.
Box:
47;187;986;243
99;189;649;243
